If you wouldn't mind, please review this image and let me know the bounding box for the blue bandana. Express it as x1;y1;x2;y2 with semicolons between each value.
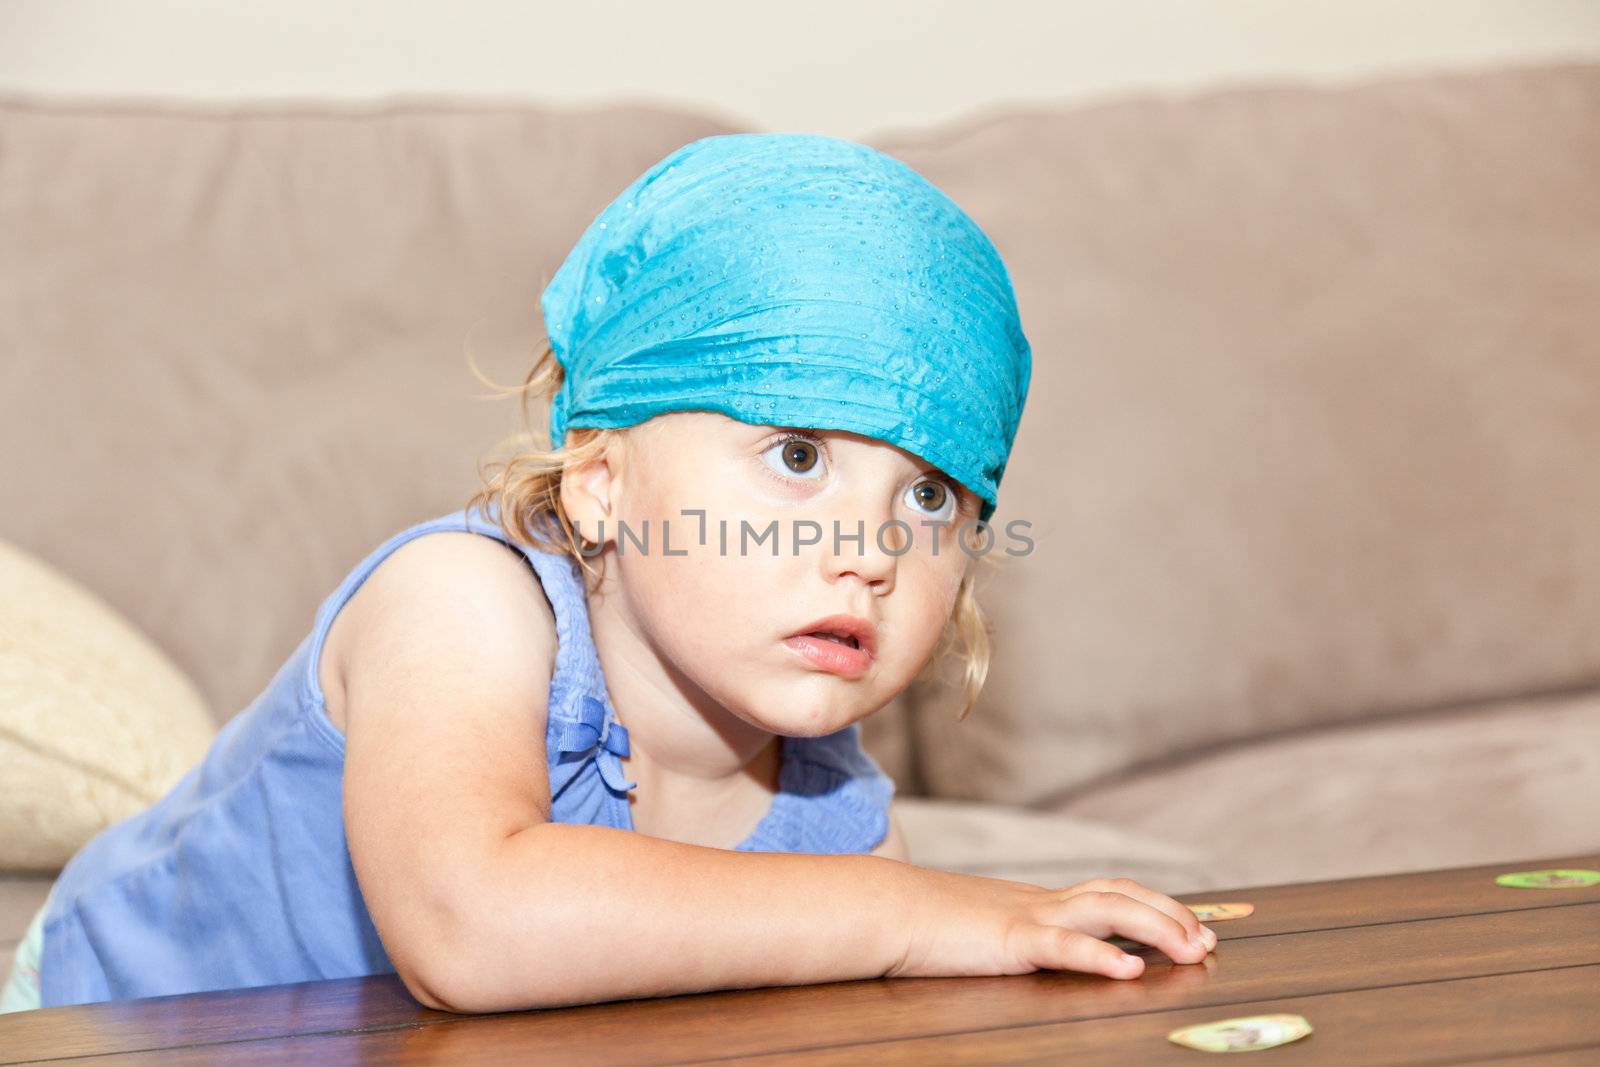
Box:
541;132;1031;522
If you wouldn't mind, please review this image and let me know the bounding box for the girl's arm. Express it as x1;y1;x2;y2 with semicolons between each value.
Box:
337;532;1212;1016
460;823;913;1011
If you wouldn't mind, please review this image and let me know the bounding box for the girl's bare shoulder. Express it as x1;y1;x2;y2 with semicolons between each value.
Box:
332;531;563;998
319;530;559;736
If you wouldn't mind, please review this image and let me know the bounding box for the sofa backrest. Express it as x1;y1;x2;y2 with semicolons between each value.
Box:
881;63;1600;805
0;99;738;720
4;65;1598;809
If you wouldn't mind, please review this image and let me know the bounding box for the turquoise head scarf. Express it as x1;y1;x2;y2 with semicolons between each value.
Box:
541;132;1031;522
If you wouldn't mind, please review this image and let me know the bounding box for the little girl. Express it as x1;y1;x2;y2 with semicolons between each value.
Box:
2;133;1214;1015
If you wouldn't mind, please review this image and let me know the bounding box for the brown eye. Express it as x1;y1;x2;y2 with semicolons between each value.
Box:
783;439;819;473
907;478;955;518
761;435;827;480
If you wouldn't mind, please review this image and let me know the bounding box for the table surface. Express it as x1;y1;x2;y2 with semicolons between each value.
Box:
3;852;1597;1065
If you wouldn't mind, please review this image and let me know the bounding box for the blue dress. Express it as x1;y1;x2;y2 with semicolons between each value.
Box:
36;504;895;1008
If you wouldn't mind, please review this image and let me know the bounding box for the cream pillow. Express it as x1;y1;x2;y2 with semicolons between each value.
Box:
0;539;216;871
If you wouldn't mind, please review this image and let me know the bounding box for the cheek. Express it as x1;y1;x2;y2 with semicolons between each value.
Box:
888;557;967;670
618;542;780;663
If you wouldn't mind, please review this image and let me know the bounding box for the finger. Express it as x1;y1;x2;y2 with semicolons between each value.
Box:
1062;878;1206;938
1058;891;1211;965
1027;926;1146;980
1063;879;1215;950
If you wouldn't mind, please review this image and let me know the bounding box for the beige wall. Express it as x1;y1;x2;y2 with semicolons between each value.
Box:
1;0;1596;139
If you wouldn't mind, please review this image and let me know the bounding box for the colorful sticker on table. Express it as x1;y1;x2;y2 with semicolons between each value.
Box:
1494;869;1600;889
1168;1013;1313;1053
1187;902;1254;922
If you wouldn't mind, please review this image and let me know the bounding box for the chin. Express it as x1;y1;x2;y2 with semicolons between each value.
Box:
747;680;872;738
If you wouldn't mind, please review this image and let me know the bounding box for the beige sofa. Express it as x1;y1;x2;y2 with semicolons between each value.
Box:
5;62;1599;983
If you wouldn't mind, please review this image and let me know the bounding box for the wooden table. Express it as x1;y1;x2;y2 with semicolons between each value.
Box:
4;852;1597;1065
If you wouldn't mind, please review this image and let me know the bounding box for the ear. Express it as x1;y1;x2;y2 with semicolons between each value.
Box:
560;441;623;548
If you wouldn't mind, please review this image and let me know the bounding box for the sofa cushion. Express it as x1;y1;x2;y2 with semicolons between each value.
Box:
0;540;215;871
872;64;1600;805
1052;687;1600;888
897;797;1232;894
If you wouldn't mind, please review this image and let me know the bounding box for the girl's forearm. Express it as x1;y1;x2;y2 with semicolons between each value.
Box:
424;822;918;1013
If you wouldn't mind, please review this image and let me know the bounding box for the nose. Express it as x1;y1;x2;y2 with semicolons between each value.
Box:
820;513;899;593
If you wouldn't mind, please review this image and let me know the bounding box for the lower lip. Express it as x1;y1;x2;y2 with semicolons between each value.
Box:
783;634;873;678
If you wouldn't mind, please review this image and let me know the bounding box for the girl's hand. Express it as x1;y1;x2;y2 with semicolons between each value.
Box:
885;868;1217;980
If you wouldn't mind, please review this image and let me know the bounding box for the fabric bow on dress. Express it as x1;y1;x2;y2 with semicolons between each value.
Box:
549;692;638;797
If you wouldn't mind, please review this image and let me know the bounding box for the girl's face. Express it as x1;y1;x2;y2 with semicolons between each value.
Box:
573;411;979;738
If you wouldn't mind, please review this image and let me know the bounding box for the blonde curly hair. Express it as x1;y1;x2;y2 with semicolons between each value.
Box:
462;342;1000;721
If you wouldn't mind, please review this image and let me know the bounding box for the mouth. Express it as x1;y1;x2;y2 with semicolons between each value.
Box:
783;615;877;679
810;632;860;649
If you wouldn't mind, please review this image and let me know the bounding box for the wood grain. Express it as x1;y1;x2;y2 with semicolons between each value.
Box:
0;975;455;1062
737;965;1600;1066
1176;852;1600;940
